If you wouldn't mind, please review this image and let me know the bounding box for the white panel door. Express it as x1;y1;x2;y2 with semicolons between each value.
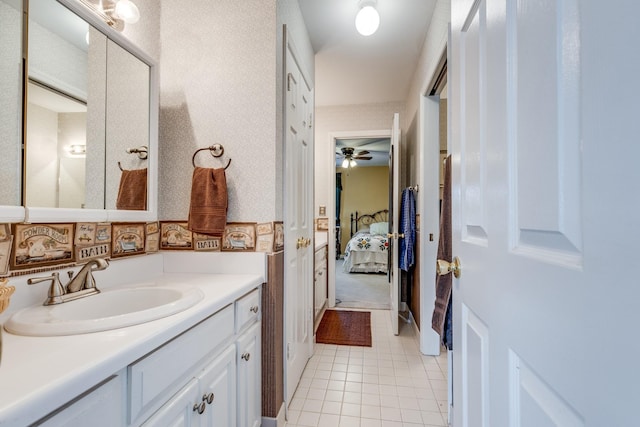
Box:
284;35;314;406
450;0;640;425
388;112;401;335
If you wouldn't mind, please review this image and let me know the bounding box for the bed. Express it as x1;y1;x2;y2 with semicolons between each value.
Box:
342;210;390;273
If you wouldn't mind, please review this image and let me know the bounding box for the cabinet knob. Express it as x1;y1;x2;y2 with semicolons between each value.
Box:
250;305;259;313
203;392;215;404
241;352;251;361
193;401;206;414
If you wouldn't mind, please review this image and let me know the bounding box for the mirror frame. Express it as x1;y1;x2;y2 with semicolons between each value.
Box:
3;0;158;224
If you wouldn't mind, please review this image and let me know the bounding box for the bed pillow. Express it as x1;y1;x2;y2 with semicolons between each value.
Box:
370;222;388;235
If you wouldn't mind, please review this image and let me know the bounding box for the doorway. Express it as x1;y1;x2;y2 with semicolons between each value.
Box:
326;130;392;312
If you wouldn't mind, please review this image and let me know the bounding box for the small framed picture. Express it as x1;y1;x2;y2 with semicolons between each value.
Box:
256;222;274;235
75;223;97;245
111;223;146;258
194;233;222;252
0;237;13;276
273;221;284;252
11;223;75;269
256;233;274;252
145;222;160;253
316;217;329;231
222;223;256;251
160;222;193;250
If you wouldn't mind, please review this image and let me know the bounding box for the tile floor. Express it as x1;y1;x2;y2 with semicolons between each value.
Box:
285;309;449;427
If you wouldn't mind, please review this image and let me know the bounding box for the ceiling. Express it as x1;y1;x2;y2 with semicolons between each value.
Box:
298;0;437;107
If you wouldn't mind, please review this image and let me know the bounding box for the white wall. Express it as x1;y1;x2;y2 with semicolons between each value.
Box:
25;104;59;208
158;0;278;222
314;101;406;214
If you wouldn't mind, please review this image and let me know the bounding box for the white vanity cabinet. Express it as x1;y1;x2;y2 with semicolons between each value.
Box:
141;345;236;427
237;321;261;427
34;373;125;427
235;288;262;427
314;244;328;323
30;286;262;427
135;288;262;427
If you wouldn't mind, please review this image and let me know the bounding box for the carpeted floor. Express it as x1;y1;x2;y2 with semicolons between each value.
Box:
315;309;372;347
334;259;390;310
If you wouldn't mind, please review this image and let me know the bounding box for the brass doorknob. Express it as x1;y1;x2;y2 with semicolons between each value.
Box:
436;257;461;278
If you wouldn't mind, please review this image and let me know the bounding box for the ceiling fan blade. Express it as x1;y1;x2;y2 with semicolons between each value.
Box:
356;150;370;156
354;156;372;160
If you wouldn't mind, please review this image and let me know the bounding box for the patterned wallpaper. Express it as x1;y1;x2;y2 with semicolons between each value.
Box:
0;1;22;207
158;0;279;223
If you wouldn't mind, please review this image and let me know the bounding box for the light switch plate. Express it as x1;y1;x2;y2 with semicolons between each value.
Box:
319;206;326;216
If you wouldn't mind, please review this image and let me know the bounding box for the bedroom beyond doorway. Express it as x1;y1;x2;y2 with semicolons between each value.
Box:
334;258;390;310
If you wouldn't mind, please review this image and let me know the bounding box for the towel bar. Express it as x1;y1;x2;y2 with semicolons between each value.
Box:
192;144;232;169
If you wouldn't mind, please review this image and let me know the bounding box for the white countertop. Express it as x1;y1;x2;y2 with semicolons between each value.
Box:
0;272;262;426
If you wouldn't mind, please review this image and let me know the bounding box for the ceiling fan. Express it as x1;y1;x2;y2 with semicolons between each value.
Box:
337;147;372;168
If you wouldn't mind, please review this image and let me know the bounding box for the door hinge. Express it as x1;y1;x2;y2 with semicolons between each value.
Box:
286;342;291;360
287;73;294;91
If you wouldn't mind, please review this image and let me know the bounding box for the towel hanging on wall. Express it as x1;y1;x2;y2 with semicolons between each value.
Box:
116;168;147;210
187;167;228;237
432;155;453;349
399;187;416;271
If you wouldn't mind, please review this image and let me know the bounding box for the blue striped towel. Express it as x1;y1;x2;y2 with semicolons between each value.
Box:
399;188;416;271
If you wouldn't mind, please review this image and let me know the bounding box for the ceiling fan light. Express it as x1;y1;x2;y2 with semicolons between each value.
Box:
342;158;350;168
114;0;140;24
355;3;380;36
350;159;358;167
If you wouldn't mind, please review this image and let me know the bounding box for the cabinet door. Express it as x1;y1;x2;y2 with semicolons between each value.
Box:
35;374;124;427
141;379;199;427
199;345;236;427
237;321;262;427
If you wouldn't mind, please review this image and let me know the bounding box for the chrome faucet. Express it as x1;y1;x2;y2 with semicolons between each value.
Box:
28;258;109;306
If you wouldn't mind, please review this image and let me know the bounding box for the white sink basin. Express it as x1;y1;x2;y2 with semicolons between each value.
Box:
5;285;204;336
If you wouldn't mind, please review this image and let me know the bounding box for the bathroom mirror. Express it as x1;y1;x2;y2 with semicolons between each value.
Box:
0;0;23;209
16;0;157;223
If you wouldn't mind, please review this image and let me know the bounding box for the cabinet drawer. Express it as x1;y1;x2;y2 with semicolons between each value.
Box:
128;304;234;424
235;288;260;333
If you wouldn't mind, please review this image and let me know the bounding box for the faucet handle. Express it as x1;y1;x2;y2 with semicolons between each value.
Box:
27;272;65;305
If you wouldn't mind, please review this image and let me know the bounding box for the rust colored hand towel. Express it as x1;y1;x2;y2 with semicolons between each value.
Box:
116;168;148;210
188;167;228;237
432;155;452;339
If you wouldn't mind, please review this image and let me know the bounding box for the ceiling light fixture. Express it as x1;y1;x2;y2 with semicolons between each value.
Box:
355;0;380;36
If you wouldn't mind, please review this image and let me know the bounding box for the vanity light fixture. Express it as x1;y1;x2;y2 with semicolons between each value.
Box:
77;0;140;29
355;0;380;36
65;144;87;156
114;0;140;24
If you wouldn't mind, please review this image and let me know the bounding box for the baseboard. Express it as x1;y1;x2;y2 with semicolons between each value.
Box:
261;402;286;427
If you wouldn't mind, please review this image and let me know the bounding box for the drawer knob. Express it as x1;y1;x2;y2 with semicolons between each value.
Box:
242;352;251;361
193;401;206;414
250;305;259;313
203;392;215;404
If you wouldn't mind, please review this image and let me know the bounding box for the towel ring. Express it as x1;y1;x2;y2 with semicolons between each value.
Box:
192;144;232;169
118;161;124;171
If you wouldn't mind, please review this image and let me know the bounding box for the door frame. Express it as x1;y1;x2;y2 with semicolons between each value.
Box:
327;129;391;309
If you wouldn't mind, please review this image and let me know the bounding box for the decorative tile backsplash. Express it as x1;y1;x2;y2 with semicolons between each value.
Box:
0;220;281;277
